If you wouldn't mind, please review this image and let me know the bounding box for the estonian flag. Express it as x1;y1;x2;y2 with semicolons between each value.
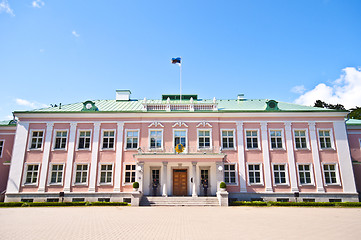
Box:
171;57;181;64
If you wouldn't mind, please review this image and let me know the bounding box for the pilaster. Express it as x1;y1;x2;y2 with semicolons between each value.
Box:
308;121;325;193
88;122;101;192
260;121;273;192
38;122;54;192
64;122;77;192
114;122;124;192
162;161;168;197
284;122;299;192
236;121;247;192
216;162;224;191
192;162;197;197
136;162;144;192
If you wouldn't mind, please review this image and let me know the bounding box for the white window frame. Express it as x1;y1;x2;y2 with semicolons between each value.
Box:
123;163;136;185
173;129;188;152
0;139;4;158
220;129;236;150
296;163;314;186
269;129;286;150
197;128;212;150
48;163;65;186
52;129;69;151
149;129;163;150
317;128;335;150
246;163;264;186
101;129;116;151
322;163;341;186
293;129;310;150
124;129;140;151
76;129;92;151
28;129;45;151
22;163;41;186
224;163;238;185
244;129;261;150
272;163;289;186
359;138;361;148
98;163;114;185
73;163;90;186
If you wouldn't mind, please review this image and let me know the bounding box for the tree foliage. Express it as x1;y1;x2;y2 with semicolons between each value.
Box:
314;100;361;119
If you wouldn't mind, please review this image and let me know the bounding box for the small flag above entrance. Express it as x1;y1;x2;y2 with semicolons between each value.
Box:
171;57;181;64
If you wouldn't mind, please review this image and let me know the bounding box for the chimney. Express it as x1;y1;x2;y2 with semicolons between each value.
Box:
116;90;131;101
237;94;245;101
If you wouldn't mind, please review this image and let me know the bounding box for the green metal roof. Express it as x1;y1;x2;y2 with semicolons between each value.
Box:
346;119;361;125
13;98;344;114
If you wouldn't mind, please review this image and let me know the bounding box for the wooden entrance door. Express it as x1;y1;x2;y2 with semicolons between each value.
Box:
173;169;187;196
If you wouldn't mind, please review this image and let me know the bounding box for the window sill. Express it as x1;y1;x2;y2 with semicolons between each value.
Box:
48;183;63;186
225;183;238;186
28;149;43;152
124;148;138;151
274;183;289;186
248;183;264;186
319;148;336;151
299;183;315;187
98;183;113;186
73;183;88;186
76;149;91;151
100;148;115;152
270;148;286;151
245;148;262;151
294;148;311;151
23;183;38;187
222;148;236;151
324;183;341;186
52;149;67;152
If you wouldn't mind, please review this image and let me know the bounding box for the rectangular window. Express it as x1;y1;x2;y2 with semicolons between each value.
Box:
100;164;113;184
323;164;338;184
25;164;39;184
30;131;44;149
102;130;115;149
78;131;91;150
273;164;287;185
174;130;186;148
270;130;283;149
294;130;307;149
198;130;211;149
246;130;259;149
248;164;262;184
50;164;64;184
124;164;136;183
126;130;139;149
150;130;162;149
222;130;234;149
75;164;88;184
298;164;312;185
54;131;68;149
0;140;4;158
319;130;332;149
224;164;236;184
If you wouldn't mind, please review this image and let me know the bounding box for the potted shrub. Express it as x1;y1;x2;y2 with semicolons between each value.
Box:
133;182;139;191
219;182;226;191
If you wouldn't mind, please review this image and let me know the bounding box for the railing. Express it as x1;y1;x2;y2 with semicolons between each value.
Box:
135;146;223;154
142;103;217;112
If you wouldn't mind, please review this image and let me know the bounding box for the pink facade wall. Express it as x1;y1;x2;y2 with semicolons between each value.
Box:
0;127;16;193
348;129;361;193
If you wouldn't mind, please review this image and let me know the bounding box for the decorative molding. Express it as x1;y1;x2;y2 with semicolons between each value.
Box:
172;122;188;128
196;121;212;128
148;122;164;128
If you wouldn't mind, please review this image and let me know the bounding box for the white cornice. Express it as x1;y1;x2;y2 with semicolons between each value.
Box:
134;154;225;160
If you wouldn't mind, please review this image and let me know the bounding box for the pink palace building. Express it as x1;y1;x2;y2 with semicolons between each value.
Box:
1;90;361;205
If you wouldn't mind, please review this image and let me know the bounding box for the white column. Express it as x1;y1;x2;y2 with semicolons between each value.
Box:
260;121;273;192
6;121;29;194
64;122;77;192
114;122;124;192
38;122;54;192
333;121;357;193
192;162;197;197
236;121;247;192
284;122;299;192
216;162;224;191
88;122;101;192
136;162;144;192
308;122;325;193
162;161;168;197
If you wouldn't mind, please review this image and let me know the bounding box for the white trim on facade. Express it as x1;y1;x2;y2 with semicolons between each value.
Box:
246;163;264;186
122;163;136;186
72;163;90;186
321;163;341;186
271;163;290;186
268;128;286;150
148;129;164;151
244;129;261;150
0;139;4;158
64;122;77;192
97;162;114;186
124;129;140;151
28;129;45;151
47;163;65;186
22;163;41;187
100;129;116;151
89;122;101;192
220;129;237;151
76;129;93;151
52;129;69;151
173;128;188;153
197;128;213;151
317;128;336;150
296;163;315;186
292;128;310;150
224;162;238;185
260;122;273;192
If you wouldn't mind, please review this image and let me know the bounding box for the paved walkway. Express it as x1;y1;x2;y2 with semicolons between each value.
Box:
1;206;361;240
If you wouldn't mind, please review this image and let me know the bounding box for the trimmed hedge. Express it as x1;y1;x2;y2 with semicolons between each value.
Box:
0;201;128;207
230;201;361;207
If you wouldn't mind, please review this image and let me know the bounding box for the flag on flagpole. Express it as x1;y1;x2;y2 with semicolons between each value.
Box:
171;57;181;65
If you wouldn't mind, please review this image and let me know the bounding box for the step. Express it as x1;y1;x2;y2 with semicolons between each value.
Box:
140;196;220;206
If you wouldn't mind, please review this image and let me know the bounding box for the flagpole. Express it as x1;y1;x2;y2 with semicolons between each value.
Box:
179;60;182;102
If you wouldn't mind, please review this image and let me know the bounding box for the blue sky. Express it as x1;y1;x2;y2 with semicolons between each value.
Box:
1;0;361;120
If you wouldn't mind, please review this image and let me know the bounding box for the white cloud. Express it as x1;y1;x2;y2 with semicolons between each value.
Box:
295;67;361;109
32;0;44;8
15;98;48;109
291;85;306;94
0;0;15;16
72;30;80;37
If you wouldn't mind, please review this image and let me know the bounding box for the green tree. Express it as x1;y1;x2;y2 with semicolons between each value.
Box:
349;107;361;119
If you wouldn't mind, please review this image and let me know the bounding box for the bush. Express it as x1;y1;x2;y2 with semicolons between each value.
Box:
0;202;23;207
91;202;128;206
219;182;226;189
230;201;267;206
230;201;361;207
335;202;361;207
133;182;139;188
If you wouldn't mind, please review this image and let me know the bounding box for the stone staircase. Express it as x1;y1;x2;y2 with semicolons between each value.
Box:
140;196;220;206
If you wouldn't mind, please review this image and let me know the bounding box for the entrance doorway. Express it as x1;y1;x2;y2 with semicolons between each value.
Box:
173;169;187;196
200;168;210;196
150;168;161;196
